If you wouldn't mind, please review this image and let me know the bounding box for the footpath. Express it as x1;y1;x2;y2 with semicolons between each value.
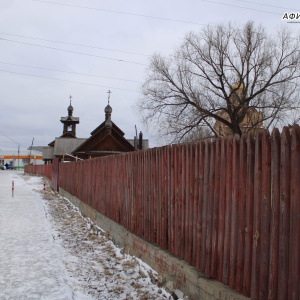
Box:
0;170;74;300
0;171;171;300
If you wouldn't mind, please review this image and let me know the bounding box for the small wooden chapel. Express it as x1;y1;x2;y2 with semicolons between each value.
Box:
71;91;138;159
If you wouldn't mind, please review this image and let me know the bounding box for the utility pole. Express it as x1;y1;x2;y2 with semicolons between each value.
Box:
18;144;20;170
29;137;34;165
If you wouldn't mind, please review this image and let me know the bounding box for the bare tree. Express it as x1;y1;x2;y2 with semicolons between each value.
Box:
137;22;300;143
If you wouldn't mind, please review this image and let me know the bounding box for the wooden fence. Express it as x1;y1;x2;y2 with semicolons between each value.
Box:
25;164;52;181
25;126;300;299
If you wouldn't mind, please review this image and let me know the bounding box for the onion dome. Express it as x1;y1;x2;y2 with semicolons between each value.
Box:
104;104;112;114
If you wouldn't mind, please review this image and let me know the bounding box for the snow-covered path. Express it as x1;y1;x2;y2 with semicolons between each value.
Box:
0;171;172;300
0;171;73;300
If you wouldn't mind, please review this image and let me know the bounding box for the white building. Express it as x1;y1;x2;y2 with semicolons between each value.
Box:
0;149;43;169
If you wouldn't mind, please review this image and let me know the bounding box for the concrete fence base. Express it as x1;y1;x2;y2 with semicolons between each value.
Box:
59;187;250;300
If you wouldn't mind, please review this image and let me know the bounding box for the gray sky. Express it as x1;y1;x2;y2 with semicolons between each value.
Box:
0;0;299;151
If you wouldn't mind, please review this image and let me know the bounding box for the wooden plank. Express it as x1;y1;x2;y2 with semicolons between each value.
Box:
108;157;113;219
201;140;211;274
268;128;281;300
152;149;157;244
130;153;136;233
101;157;105;210
229;135;240;290
195;141;205;271
192;143;199;266
217;138;227;281
175;144;181;257
161;146;168;250
188;143;195;265
133;153;139;233
178;144;185;259
91;159;95;211
149;150;154;241
211;139;221;278
156;148;162;246
205;139;215;276
278;127;291;300
124;155;130;229
159;148;164;247
251;132;263;299
222;137;233;285
140;151;146;237
119;156;125;224
169;145;176;254
85;160;90;210
259;130;271;299
236;135;247;293
174;144;180;257
288;126;300;300
184;143;192;263
186;143;195;265
144;150;150;241
118;156;124;226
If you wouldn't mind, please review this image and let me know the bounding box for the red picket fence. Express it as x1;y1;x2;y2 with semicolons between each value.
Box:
25;126;300;299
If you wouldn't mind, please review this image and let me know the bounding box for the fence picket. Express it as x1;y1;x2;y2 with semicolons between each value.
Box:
222;138;233;285
288;126;300;300
251;132;263;299
236;135;247;293
268;128;281;299
259;130;271;299
229;135;240;289
211;139;220;278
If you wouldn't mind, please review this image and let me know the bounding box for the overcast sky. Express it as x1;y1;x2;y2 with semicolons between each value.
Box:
0;0;299;151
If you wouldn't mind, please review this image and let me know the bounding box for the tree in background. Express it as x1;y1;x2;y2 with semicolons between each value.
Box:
137;22;300;143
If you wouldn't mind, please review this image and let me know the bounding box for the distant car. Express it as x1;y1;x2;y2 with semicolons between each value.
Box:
6;164;13;170
0;164;5;170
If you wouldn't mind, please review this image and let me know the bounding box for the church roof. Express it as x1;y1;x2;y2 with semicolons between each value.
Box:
60;132;77;138
42;146;54;160
60;116;79;123
90;120;124;136
53;138;87;156
72;120;134;157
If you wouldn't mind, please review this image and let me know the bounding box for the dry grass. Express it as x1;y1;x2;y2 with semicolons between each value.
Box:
122;259;138;268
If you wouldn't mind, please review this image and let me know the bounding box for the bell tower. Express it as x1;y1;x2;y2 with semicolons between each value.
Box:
60;95;79;137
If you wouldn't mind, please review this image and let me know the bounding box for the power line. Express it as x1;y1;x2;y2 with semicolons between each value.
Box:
198;0;281;15
0;32;150;57
32;0;282;18
0;38;148;66
233;0;299;11
32;0;207;25
0;69;140;93
0;61;142;83
0;130;28;149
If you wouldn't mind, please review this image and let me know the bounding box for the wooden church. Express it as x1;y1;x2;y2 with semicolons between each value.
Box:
71;98;136;159
42;93;147;163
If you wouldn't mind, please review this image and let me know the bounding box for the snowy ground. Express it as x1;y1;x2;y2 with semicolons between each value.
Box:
0;171;173;300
